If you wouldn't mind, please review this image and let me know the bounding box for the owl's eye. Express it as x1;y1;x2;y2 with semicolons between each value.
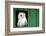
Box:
20;15;22;16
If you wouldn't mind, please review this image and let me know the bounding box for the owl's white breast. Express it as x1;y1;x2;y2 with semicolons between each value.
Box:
17;17;27;27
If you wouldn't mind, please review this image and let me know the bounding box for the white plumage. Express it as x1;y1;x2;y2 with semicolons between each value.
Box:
17;12;27;27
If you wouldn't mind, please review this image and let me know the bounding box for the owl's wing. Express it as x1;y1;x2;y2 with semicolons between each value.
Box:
17;20;21;26
24;19;27;25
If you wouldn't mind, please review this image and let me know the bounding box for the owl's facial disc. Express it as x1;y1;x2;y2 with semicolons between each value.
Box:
18;12;26;19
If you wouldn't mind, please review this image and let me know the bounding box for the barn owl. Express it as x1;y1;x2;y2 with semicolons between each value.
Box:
17;12;27;27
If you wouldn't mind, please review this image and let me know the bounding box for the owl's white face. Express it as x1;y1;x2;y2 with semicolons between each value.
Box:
18;12;26;19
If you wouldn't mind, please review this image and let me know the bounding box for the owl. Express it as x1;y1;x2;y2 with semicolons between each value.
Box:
17;12;27;27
